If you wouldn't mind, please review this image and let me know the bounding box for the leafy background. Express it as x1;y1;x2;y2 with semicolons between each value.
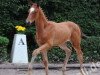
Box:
0;0;100;63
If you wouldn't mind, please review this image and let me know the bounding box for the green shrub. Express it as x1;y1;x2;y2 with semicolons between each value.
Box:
0;36;9;61
0;36;9;46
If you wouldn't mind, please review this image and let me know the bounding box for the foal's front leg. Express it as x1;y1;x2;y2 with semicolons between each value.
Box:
41;50;49;75
28;43;50;75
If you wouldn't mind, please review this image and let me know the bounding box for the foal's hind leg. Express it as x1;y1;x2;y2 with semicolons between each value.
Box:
59;43;72;74
71;30;84;75
71;38;84;74
73;45;83;68
72;44;84;75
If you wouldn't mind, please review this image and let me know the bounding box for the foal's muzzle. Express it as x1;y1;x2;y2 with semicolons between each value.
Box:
26;19;32;25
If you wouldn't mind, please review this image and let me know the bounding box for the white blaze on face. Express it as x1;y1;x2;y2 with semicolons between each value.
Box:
26;7;35;23
30;7;35;13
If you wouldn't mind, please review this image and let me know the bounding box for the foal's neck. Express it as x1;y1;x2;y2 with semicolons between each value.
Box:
35;7;48;37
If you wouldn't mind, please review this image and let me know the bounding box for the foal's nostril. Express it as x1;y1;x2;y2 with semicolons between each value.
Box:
26;20;32;25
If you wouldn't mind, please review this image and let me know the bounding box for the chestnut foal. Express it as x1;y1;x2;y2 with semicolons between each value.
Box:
26;2;84;75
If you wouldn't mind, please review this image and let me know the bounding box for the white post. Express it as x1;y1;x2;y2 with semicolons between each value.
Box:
11;34;28;63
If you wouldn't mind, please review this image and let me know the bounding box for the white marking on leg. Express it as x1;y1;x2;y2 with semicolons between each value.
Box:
31;56;36;63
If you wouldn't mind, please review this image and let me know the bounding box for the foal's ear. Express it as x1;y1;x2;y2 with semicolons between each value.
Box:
37;3;40;8
35;3;39;8
27;0;33;6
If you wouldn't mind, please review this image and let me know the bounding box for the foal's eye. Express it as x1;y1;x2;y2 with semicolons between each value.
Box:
28;10;29;13
32;11;35;14
29;10;36;14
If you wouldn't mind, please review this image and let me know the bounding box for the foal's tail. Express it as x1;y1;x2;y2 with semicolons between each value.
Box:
81;32;88;39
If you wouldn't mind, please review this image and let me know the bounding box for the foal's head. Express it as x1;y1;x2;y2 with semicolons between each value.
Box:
26;3;39;24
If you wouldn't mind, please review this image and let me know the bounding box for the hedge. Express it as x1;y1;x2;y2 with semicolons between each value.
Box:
0;0;100;36
81;36;100;62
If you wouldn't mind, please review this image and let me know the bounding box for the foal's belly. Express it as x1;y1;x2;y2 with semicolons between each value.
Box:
53;25;71;45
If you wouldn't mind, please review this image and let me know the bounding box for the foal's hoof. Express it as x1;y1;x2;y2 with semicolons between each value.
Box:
80;68;85;75
61;67;70;71
27;68;32;75
59;67;68;71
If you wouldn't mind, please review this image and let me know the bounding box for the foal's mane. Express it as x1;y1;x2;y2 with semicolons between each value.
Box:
38;6;48;22
35;6;49;37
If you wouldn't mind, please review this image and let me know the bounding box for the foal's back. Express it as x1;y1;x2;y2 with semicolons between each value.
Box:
48;21;81;45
